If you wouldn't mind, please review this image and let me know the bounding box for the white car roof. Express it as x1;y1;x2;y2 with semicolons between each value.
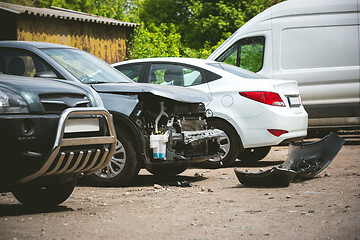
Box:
112;57;266;80
113;57;218;68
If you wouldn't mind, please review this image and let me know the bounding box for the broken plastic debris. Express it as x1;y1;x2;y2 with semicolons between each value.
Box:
170;180;192;187
234;167;296;187
281;132;346;180
234;132;345;187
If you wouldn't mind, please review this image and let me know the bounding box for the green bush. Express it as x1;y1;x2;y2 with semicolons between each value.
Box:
128;23;182;59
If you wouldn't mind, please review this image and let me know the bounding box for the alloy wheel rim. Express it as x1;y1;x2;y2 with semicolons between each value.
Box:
208;132;230;163
95;139;126;178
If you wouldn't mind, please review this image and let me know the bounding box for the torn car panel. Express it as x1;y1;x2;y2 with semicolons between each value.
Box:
234;132;345;187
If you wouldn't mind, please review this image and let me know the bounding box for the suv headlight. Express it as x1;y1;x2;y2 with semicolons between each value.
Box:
0;87;29;114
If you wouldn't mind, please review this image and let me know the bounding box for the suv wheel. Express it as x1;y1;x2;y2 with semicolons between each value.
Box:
12;179;76;207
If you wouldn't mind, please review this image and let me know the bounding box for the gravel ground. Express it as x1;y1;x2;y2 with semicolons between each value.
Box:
1;139;359;240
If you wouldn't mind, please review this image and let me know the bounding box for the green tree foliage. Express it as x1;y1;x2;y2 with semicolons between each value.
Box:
128;23;182;59
184;1;245;49
2;0;39;6
138;0;282;52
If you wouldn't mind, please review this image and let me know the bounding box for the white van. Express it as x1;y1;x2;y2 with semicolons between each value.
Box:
208;0;360;135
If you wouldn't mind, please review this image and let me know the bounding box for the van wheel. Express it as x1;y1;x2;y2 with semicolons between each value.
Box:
199;119;240;168
12;179;76;207
88;128;139;186
238;146;271;162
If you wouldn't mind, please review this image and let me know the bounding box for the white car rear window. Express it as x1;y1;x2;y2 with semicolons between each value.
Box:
207;63;264;79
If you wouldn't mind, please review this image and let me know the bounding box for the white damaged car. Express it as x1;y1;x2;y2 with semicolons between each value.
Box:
113;58;308;168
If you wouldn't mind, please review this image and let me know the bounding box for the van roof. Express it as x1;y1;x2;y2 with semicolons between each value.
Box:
271;0;357;19
233;0;357;37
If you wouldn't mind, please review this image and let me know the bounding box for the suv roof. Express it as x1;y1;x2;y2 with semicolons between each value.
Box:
0;41;75;49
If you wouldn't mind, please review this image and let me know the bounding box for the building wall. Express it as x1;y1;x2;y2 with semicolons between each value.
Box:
0;11;17;40
16;15;131;64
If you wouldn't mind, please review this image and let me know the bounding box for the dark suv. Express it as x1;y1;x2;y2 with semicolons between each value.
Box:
0;74;116;207
0;41;223;186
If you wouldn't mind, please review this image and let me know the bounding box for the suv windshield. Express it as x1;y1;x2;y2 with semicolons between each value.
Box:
207;62;265;79
42;48;133;84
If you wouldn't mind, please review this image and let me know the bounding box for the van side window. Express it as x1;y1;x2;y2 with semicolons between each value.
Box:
216;36;265;73
219;44;238;66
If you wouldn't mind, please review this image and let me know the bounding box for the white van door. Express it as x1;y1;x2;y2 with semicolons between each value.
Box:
271;1;360;127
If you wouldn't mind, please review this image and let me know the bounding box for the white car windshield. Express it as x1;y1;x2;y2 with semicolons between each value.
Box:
43;48;133;84
207;62;265;79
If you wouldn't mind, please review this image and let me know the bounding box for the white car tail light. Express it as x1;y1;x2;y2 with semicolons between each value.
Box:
267;129;288;137
239;91;286;107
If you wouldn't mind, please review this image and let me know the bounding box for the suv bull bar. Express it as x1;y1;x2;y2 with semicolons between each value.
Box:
20;107;117;184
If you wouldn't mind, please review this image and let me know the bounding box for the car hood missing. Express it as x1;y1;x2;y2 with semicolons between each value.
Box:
91;82;212;103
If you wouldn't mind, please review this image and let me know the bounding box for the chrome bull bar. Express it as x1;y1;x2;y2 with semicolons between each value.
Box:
20;107;117;184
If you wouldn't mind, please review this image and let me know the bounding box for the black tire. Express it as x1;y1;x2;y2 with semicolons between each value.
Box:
199;119;241;168
12;179;76;207
238;146;271;163
146;164;190;177
88;128;139;186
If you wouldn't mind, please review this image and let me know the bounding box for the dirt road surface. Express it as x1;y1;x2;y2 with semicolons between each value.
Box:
1;140;359;239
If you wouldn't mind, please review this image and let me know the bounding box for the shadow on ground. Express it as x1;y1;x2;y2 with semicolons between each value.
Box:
78;173;207;188
129;174;207;187
78;159;286;188
0;204;73;217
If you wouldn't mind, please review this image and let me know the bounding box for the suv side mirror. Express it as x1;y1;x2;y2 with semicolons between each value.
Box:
34;71;58;79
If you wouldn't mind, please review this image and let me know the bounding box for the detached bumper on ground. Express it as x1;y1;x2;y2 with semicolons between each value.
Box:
234;132;346;187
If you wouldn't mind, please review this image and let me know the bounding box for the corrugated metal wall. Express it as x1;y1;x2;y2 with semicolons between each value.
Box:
16;15;130;64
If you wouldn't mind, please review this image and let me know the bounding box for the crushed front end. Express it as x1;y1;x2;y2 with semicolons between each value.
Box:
131;94;224;166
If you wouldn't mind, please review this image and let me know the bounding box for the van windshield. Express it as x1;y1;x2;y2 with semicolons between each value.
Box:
207;62;265;79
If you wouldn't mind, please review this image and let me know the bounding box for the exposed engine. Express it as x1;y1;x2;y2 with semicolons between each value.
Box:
130;95;223;163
